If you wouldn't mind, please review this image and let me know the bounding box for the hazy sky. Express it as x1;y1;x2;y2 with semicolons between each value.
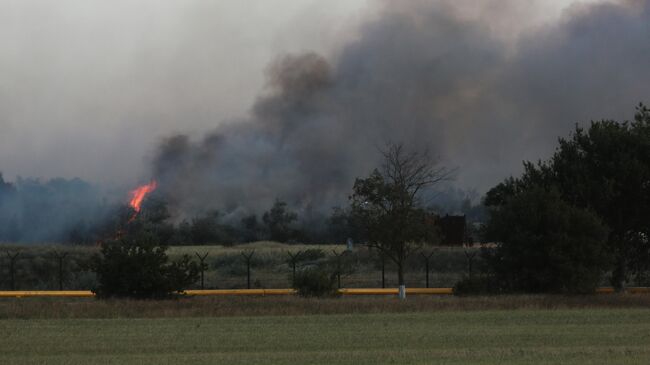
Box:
0;0;372;185
0;0;626;188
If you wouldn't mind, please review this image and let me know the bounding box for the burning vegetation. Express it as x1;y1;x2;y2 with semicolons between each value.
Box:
127;180;158;224
129;181;158;214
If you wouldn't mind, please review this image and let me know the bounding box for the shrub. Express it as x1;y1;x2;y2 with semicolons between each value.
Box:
453;276;500;296
292;267;338;297
91;232;200;299
298;248;326;263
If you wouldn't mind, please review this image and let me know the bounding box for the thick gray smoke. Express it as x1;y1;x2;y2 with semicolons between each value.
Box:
0;174;116;243
154;0;650;219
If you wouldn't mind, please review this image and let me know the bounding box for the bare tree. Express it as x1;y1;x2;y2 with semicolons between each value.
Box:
351;143;451;297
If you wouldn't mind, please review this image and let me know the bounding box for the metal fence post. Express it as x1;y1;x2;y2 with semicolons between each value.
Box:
5;250;20;291
52;250;68;290
241;250;255;289
195;252;209;290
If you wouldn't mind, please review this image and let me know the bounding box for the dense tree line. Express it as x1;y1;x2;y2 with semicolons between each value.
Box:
0;172;479;246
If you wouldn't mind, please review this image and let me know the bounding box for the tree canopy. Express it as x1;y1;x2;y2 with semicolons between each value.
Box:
485;104;650;289
484;187;609;293
263;200;298;243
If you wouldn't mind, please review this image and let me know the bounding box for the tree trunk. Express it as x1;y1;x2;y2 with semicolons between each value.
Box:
611;257;626;292
10;261;16;291
381;256;385;288
397;263;406;300
247;263;251;289
468;258;473;281
397;263;405;286
425;260;429;288
58;257;64;290
609;235;627;292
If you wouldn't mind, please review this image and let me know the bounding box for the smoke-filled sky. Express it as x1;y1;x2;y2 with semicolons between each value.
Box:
1;0;649;217
0;0;371;185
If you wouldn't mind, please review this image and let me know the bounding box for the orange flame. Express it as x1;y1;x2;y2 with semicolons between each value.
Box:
129;180;158;213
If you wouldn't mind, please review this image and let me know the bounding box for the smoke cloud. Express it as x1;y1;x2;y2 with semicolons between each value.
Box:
0;0;648;226
152;0;650;219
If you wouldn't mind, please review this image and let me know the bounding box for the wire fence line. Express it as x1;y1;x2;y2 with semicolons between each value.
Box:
0;245;477;291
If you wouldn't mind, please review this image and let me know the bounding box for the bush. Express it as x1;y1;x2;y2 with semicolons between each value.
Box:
298;248;326;263
453;276;500;296
292;267;338;297
91;232;200;299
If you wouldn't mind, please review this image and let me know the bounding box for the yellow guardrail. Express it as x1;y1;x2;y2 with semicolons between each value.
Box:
0;288;451;297
338;288;453;295
596;287;650;294
0;290;94;298
0;287;648;298
183;289;296;296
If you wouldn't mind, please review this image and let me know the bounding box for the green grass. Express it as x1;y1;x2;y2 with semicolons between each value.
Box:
2;309;650;364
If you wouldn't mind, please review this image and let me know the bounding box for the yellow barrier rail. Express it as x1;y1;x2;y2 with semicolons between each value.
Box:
338;288;453;295
0;287;648;298
183;289;296;296
596;287;650;294
0;290;94;298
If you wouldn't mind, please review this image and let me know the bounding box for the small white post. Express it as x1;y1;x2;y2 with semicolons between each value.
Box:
398;285;406;300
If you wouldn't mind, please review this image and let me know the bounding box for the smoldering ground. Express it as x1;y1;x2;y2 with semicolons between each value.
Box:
152;0;650;220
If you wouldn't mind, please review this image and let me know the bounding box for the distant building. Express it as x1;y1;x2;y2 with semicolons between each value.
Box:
436;214;467;245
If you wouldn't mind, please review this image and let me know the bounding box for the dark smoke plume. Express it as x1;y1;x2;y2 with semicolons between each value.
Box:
153;0;650;220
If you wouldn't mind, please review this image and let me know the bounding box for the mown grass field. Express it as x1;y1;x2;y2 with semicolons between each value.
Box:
2;308;650;365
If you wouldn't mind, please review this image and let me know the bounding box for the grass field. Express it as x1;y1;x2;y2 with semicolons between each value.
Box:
4;294;650;319
3;295;650;364
2;308;650;364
